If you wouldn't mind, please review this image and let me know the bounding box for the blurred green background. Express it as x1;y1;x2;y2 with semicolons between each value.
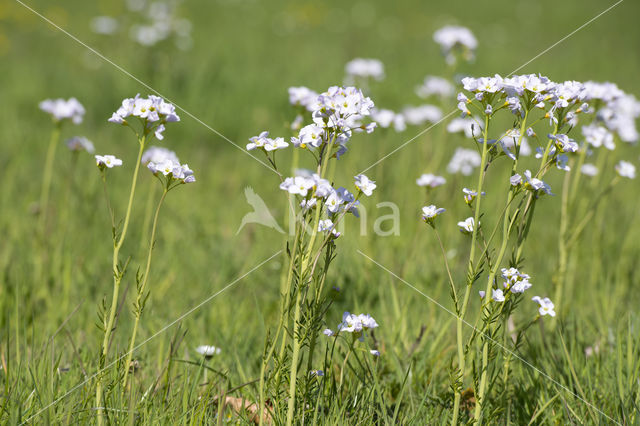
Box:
1;0;639;421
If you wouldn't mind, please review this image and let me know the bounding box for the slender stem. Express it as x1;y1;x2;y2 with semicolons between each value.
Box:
286;142;332;426
97;135;146;424
452;114;490;425
473;111;529;423
122;187;168;388
38;124;62;236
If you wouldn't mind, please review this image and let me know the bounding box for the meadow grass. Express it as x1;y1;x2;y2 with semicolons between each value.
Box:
1;0;640;424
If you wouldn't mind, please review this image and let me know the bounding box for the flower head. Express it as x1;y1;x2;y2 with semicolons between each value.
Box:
108;94;179;139
345;58;385;82
142;146;180;165
66;136;95;153
40;98;85;124
422;205;445;225
457;217;475;234
196;345;221;359
615;160;636;179
95;154;123;169
148;159;196;184
354;174;376;196
416;173;446;188
532;296;556;317
433;25;477;64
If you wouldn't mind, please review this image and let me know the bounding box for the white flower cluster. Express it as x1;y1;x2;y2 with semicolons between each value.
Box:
141;145;180;164
345;58;385;82
370;109;406;132
108;94;180;140
147;159;195;183
501;268;532;294
582;124;615;150
337;312;379;334
247;131;289;152
510;170;553;196
39;98;85;124
402;105;443;126
279;173;374;222
447;147;481;176
447;117;480;139
433;25;477;65
457;74;639;142
129;1;192;50
416;76;455;99
288;86;319;111
66;136;95;153
615;160;636;179
416;173;446;188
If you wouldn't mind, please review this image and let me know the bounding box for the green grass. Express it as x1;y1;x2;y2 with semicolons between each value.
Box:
1;0;640;423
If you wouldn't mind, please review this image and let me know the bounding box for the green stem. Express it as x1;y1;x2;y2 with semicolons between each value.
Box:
97;135;146;425
452;114;490;425
123;187;168;388
473;112;529;423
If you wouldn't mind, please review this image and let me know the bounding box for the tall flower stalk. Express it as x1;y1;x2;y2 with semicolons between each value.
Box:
95;94;180;425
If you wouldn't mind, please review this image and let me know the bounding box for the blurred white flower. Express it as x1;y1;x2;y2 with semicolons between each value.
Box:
196;345;221;358
433;25;477;64
582;124;615;150
148;159;196;183
40;98;85;124
345;58;385;81
66;136;95;153
402;105;443;126
338;312;379;333
416;76;454;98
447;117;479;138
550;134;579;153
532;296;556;317
523;170;553;195
95;154;122;169
615;160;636;179
91;16;119;35
370;350;381;357
416;173;446;188
142;146;179;164
492;289;505;302
580;163;598;177
289;86;319;111
318;219;341;238
323;329;334;337
447;148;481;176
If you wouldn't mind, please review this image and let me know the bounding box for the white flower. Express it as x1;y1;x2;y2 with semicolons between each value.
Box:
457;217;475;234
556;154;571;172
510;174;523;186
370;109;406;132
345;58;385;81
66;136;95;153
40;98;85;124
615;160;636;179
402;105;443;126
433;25;477;64
337;312;378;334
322;328;334;337
582;124;615;150
532;296;556;317
492;289;505;302
247;131;269;151
550;134;579;153
502;129;532;156
354;174;376;196
264;137;289;152
142;146;179;165
523;170;553;195
370;350;381;357
416;76;454;98
580;163;598;177
422;205;445;224
447;117;479;139
196;345;221;357
462;188;484;205
318;219;341;238
280;176;315;196
91;16;119;35
288;86;318;110
297;124;325;148
95;154;123;168
108;94;179;134
416;173;446;188
148;159;195;183
447;148;481;176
